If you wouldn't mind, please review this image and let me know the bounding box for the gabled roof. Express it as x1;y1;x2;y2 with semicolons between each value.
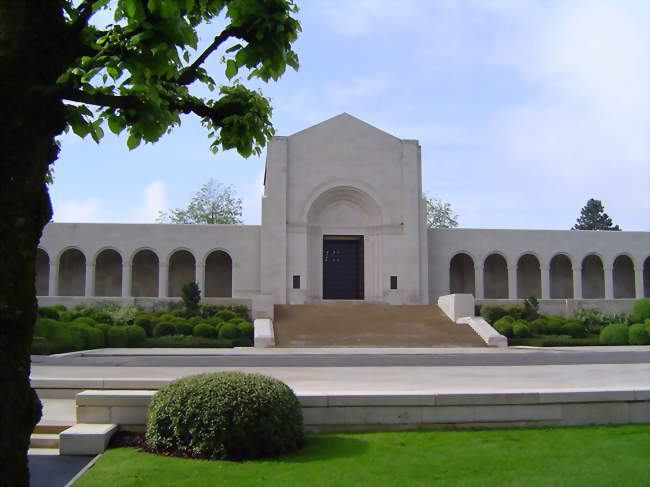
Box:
288;112;401;141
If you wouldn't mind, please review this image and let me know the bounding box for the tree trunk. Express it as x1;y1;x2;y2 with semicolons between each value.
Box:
0;2;67;485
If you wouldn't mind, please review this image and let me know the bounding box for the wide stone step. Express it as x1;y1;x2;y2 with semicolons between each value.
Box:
30;433;60;449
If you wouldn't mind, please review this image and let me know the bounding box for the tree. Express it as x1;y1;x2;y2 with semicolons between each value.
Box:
0;1;299;484
157;179;242;224
181;281;201;316
572;199;621;231
424;194;459;228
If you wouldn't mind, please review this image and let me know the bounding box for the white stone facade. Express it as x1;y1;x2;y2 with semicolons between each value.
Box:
37;114;650;315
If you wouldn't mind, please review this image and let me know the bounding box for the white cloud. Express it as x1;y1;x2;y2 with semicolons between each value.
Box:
315;0;420;36
133;181;168;222
241;169;265;224
55;198;102;222
324;75;393;105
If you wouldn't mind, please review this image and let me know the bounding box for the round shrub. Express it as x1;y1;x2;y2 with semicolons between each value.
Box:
632;298;650;321
170;317;187;327
174;322;193;336
233;337;253;347
73;317;96;327
107;326;129;347
159;313;175;322
512;320;530;338
94;322;110;340
58;311;73;322
193;323;217;339
599;323;629;345
219;322;240;340
126;325;147;347
628;323;650;345
480;305;507;324
545;315;566;335
91;311;114;325
216;309;237;322
153;322;175;337
529;317;547;336
207;317;224;329
49;304;67;313
562;319;587;338
146;372;303;460
134;316;154;336
38;307;60;320
492;316;514;338
188;316;202;326
237;321;254;339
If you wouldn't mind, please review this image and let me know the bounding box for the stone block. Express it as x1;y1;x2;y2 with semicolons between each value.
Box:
435;392;540;406
302;407;346;425
254;318;275;348
538;390;636;404
344;407;422;425
627;402;650;423
327;394;433;407
297;394;328;407
422;406;476;423
60;423;118;455
561;402;630;426
76;406;110;424
111;406;148;425
76;390;156;407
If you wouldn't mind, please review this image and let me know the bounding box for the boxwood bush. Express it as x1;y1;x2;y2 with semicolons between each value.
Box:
107;326;129;347
219;322;240;340
599;323;628;345
216;309;237;322
126;325;147;347
174;322;193;336
628;323;650;345
632;298;650;321
145;372;303;460
512;320;530;338
153;322;175;337
492;316;514;338
193;323;217;339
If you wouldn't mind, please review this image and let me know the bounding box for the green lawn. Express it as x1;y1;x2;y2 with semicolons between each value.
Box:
73;425;650;487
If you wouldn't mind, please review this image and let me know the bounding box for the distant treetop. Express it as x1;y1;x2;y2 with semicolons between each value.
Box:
572;198;620;231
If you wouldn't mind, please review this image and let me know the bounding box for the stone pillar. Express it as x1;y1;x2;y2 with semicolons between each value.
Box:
121;264;132;297
540;264;550;300
84;264;94;297
634;265;644;299
158;263;168;298
474;264;484;299
572;265;582;299
507;263;517;300
196;263;205;296
48;260;58;296
604;265;614;299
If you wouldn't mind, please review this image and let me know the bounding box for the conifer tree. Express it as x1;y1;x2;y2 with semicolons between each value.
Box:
572;199;621;230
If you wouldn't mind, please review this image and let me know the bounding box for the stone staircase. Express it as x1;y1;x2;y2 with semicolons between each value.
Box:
28;399;75;455
273;303;485;347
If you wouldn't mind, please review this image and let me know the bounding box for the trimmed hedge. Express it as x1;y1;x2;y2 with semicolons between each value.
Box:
146;372;304;460
219;322;240;340
628;323;650;345
126;325;147;347
599;323;628;345
194;323;217;339
632;298;650;321
145;336;233;348
107;326;129;347
153;322;175;337
492;316;514;338
512;320;530;338
174;322;193;336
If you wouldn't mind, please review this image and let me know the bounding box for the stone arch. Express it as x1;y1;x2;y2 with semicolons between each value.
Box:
306;185;384;301
449;252;475;295
35;248;50;296
484;253;508;299
613;254;635;298
205;250;232;297
94;248;122;297
550;254;573;298
168;249;196;297
131;249;159;297
582;254;605;299
644;256;650;298
517;253;541;299
58;248;85;296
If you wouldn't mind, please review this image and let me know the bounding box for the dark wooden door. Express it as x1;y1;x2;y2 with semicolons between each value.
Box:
323;236;364;299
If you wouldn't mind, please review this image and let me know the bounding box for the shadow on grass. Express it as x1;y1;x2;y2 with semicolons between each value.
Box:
271;436;370;464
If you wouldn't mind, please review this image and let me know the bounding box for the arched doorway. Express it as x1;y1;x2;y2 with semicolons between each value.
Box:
484;253;508;299
613;255;635;298
582;254;604;299
95;249;122;297
205;250;232;297
449;253;475;295
517;253;541;299
550;254;573;298
131;249;159;297
35;248;49;296
58;248;85;296
644;257;650;298
168;250;196;297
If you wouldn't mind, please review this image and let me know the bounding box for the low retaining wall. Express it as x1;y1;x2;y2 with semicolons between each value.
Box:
72;388;650;433
476;299;637;316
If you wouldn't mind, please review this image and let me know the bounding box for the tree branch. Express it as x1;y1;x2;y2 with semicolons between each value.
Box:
176;27;244;85
70;0;97;35
61;88;137;110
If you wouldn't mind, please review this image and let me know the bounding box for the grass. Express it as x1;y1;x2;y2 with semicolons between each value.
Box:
509;335;601;347
72;425;650;487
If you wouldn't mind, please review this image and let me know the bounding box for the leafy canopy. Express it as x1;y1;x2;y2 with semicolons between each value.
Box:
59;0;300;156
157;178;242;224
572;198;620;231
424;194;459;228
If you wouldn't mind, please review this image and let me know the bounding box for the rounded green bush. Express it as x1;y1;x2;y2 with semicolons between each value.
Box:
529;317;547;336
219;322;240;340
170;317;187;327
69;322;103;349
480;306;507;324
545;315;566;335
38;307;60;320
599;323;629;345
174;322;193;336
193;323;217;339
153;322;175;337
107;326;129;347
126;325;147;347
73;317;96;327
58;311;73;322
512;320;530;338
628;323;650;345
159;313;175;322
207;317;224;329
146;372;304;460
91;311;114;325
492;316;514;338
134;316;154;337
237;321;254;339
216;309;237;322
562;319;586;338
632;298;650;321
188;316;202;326
94;322;110;340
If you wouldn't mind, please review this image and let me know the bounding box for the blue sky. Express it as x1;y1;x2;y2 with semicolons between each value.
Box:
51;0;649;230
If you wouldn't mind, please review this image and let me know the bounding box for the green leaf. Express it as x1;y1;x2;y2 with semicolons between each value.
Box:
127;133;141;150
107;115;126;135
225;60;238;79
